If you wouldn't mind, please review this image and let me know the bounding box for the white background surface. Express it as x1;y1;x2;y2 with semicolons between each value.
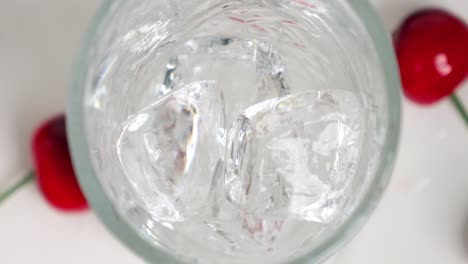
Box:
0;0;467;263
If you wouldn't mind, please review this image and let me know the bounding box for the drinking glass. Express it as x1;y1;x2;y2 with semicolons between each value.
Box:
67;0;401;263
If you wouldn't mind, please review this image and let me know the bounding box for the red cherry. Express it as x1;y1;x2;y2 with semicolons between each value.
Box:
31;115;88;211
394;9;468;104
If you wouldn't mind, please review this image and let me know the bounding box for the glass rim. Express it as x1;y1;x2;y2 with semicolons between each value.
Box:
67;0;401;263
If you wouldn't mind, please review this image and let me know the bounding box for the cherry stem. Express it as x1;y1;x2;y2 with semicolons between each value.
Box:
450;93;468;127
0;172;35;205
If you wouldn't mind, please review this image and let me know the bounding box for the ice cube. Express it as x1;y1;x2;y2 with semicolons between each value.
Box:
115;81;225;221
225;89;363;224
